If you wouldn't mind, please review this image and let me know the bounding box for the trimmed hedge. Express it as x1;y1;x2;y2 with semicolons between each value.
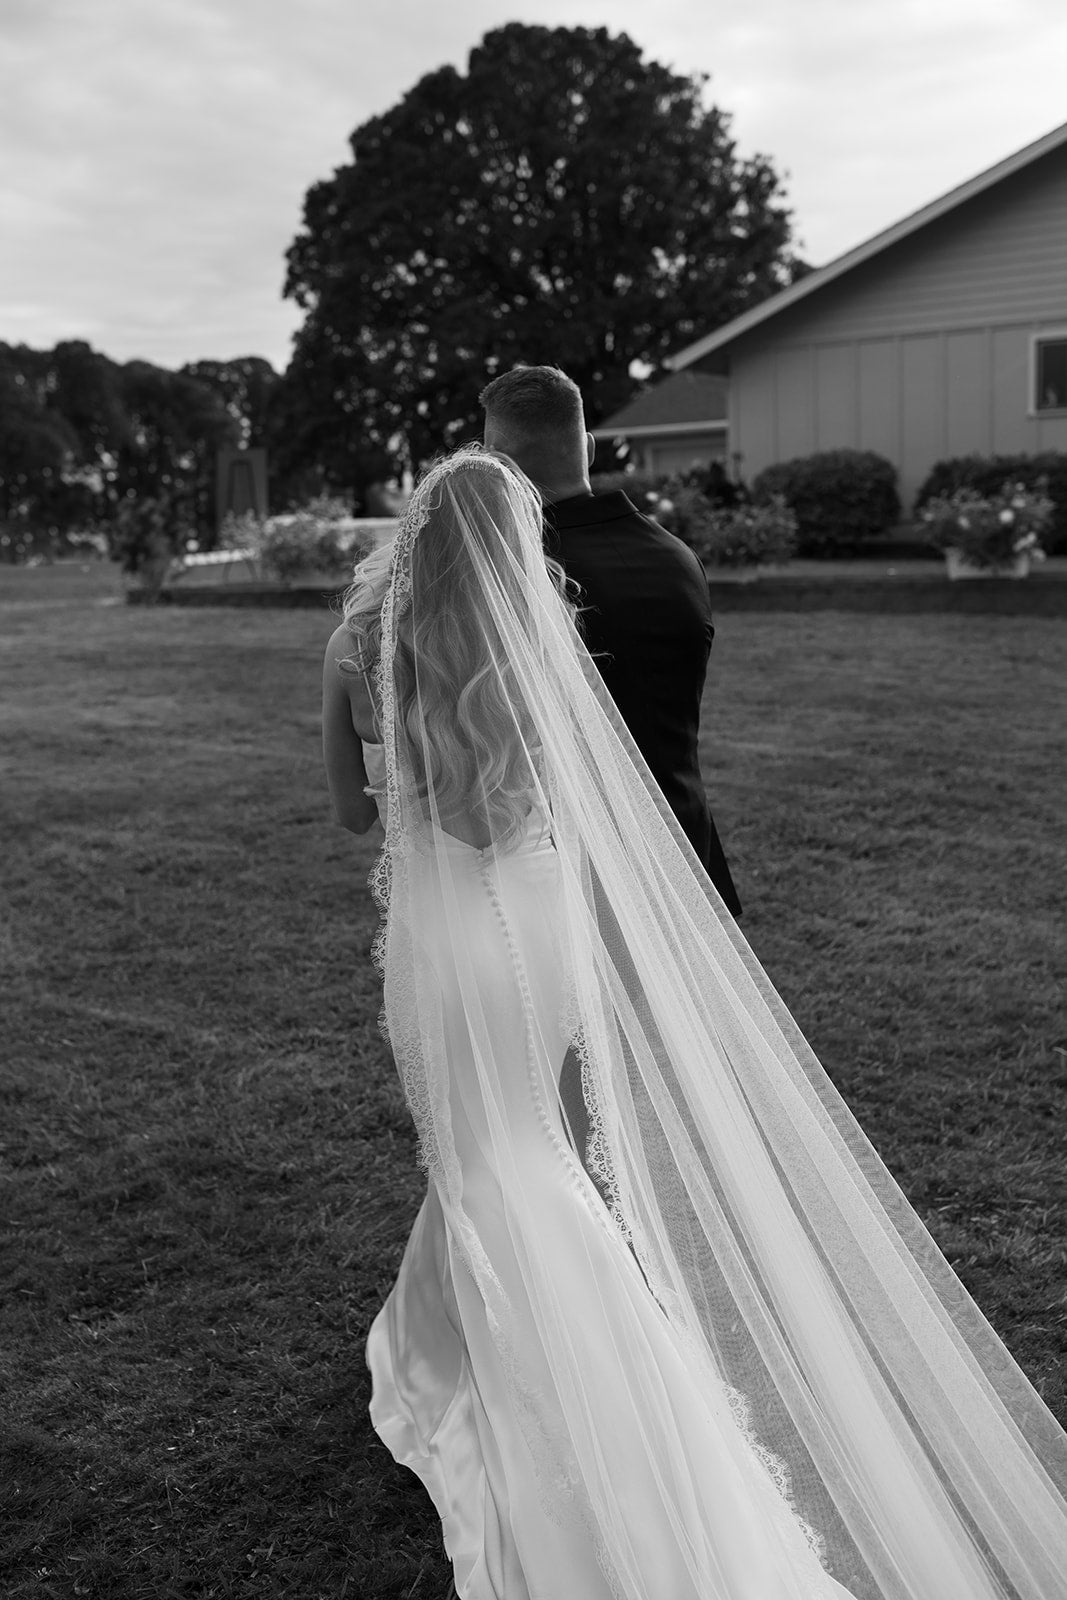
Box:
914;453;1067;555
751;450;901;557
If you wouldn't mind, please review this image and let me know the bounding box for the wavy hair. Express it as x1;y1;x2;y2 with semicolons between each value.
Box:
340;449;578;845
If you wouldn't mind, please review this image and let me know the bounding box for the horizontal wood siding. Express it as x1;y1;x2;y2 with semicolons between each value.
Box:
761;144;1067;344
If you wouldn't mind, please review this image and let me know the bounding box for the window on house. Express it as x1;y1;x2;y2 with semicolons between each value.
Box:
1034;336;1067;412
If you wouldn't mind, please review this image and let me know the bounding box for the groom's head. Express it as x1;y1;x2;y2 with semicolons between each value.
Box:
479;365;594;502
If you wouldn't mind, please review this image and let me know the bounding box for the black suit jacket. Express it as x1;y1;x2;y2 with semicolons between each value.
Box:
546;490;741;917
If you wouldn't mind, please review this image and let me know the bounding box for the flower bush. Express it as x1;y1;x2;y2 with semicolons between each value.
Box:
920;479;1053;570
220;495;374;584
643;484;715;546
599;475;793;568
684;494;798;569
914;451;1067;554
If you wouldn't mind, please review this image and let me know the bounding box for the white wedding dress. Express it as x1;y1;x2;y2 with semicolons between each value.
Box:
365;781;854;1600
349;448;1067;1600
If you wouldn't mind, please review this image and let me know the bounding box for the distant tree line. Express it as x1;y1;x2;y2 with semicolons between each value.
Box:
0;342;317;559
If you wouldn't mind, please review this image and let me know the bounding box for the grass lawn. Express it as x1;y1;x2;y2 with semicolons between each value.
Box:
1;565;1065;1599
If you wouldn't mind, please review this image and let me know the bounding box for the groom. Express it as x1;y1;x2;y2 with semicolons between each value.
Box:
480;364;741;917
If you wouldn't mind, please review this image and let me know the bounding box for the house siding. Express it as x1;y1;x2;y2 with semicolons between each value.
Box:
856;340;898;462
716;142;1067;507
628;430;727;475
753;146;1067;344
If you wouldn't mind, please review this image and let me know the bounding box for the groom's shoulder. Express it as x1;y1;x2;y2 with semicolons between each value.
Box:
549;491;709;603
551;489;685;550
595;492;708;578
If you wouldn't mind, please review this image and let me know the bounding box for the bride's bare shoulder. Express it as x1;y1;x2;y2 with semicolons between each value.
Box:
323;621;379;740
324;619;356;664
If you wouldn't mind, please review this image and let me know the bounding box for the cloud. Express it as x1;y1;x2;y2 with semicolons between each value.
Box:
0;0;356;366
2;0;1066;369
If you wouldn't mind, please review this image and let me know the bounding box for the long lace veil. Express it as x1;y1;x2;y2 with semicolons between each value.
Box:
369;444;1067;1600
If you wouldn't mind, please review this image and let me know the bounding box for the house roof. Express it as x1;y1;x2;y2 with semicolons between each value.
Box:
591;370;729;437
667;117;1067;370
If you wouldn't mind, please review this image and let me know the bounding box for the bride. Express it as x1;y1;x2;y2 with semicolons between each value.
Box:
321;446;1067;1600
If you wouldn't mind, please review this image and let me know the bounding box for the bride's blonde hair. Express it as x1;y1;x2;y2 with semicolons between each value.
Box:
340;449;577;843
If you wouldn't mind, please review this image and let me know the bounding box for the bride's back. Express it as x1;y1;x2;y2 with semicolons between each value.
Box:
342;451;575;852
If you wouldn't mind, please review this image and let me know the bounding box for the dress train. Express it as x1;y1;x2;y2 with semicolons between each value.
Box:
367;819;857;1600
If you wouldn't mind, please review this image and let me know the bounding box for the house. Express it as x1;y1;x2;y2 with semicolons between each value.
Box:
666;120;1067;511
591;370;729;476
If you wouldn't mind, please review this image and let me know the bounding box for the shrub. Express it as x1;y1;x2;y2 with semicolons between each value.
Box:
752;449;900;556
257;515;344;583
683;494;798;569
589;466;750;553
644;484;710;544
217;509;262;553
914;453;1067;554
221;496;374;585
109;489;197;598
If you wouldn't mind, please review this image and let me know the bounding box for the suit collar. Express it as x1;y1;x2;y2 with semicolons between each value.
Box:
548;490;641;529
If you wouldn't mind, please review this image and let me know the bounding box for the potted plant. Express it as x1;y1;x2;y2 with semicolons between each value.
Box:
920;480;1052;578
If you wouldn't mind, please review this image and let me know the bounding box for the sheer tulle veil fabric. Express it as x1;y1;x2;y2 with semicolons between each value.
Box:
366;444;1067;1599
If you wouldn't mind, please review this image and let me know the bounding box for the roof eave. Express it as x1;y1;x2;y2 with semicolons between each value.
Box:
591;420;729;439
666;116;1067;370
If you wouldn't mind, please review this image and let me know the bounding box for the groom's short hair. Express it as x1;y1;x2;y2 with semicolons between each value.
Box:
479;366;587;491
479;366;584;434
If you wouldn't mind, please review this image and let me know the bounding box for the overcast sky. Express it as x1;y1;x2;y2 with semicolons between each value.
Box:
3;0;1065;374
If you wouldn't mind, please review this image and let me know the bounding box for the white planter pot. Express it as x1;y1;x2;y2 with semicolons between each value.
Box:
944;548;1031;581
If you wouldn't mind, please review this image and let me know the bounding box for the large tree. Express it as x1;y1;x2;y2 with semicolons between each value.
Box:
283;23;804;478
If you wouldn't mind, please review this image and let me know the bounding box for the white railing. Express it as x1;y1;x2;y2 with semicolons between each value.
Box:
171;549;262;583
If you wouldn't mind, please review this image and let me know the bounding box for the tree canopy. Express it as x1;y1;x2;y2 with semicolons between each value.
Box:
182;357;279;451
283;22;804;478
